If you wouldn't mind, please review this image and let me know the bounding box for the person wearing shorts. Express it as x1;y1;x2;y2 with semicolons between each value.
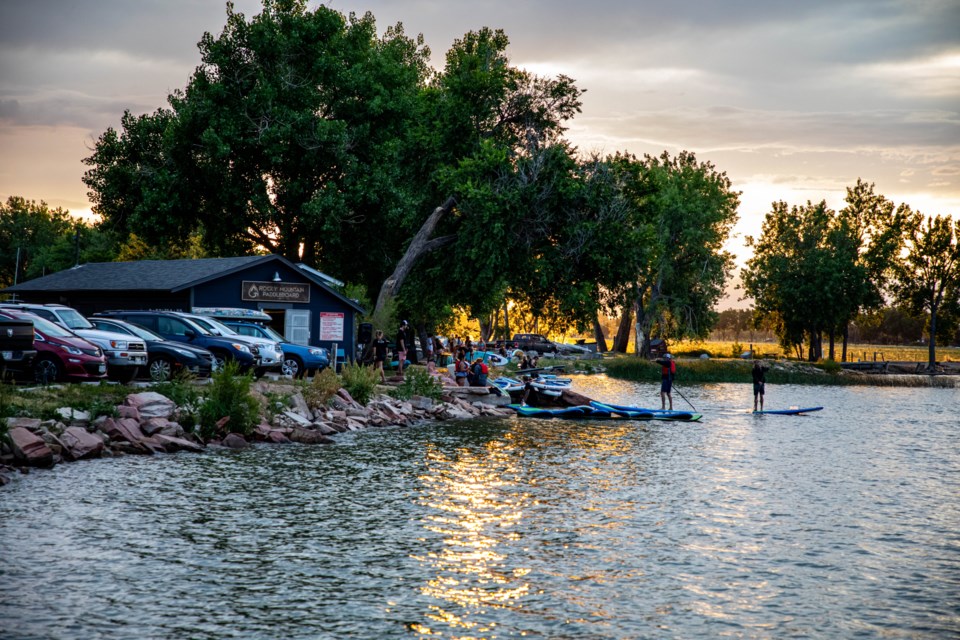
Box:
656;353;675;410
752;361;770;411
372;330;389;383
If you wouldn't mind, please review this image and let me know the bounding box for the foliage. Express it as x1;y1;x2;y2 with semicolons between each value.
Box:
303;366;342;409
606;151;739;354
731;342;744;358
891;212;960;368
339;361;380;405
0;196;119;289
390;366;443;401
742;182;906;361
198;361;260;440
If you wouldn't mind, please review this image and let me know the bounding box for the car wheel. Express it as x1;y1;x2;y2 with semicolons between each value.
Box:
282;355;303;378
33;356;62;384
148;357;174;382
210;351;229;371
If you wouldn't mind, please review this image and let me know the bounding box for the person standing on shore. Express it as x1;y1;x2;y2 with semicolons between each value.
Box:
655;353;676;410
372;330;389;383
752;360;770;411
395;322;407;379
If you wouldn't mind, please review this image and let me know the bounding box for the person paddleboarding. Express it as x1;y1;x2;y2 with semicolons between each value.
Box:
752;360;770;411
655;353;676;410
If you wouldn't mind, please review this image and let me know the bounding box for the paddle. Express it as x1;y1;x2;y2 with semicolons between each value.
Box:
671;382;698;412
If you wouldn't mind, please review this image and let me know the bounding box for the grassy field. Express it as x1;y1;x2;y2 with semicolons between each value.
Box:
665;340;960;363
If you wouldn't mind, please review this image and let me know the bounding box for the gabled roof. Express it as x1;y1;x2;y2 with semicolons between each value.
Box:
2;255;365;313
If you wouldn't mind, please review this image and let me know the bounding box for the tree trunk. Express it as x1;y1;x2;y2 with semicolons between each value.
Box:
613;306;632;353
928;306;938;370
593;316;608;353
841;324;849;362
372;196;457;319
828;327;836;361
503;300;511;342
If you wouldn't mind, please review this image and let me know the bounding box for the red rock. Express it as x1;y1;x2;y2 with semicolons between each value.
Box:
267;430;291;444
9;427;54;467
154;434;204;453
99;418;150;454
117;405;140;420
222;433;248;449
288;427;334;445
123;392;176;419
61;427;104;460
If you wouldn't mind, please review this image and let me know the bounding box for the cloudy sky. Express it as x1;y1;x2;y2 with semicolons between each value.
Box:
1;0;958;305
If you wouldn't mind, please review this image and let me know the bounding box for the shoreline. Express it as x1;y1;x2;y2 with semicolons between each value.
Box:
1;380;514;486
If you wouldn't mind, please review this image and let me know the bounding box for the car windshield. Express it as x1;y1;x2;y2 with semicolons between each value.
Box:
98;320;163;342
57;308;94;330
259;325;285;342
203;317;241;336
189;316;234;336
13;312;76;338
180;317;212;335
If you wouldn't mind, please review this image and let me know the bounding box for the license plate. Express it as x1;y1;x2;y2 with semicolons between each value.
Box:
98;364;107;373
1;351;11;360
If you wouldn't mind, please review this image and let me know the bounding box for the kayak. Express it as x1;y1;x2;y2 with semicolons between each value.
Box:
491;377;525;392
753;407;823;415
589;401;703;422
509;403;701;421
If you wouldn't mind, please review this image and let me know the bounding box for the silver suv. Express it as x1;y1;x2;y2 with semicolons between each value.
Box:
6;304;148;383
174;312;283;376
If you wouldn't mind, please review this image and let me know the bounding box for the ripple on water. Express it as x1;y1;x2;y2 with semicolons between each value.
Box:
1;379;958;639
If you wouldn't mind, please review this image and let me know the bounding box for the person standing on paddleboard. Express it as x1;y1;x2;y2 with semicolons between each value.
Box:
752;360;770;411
655;353;676;410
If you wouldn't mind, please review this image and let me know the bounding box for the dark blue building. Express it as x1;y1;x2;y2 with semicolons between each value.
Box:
2;255;364;361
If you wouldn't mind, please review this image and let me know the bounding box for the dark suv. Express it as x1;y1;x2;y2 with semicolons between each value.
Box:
95;311;259;371
510;333;558;354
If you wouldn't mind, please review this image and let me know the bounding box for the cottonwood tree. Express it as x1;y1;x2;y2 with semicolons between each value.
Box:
607;151;739;356
891;212;960;370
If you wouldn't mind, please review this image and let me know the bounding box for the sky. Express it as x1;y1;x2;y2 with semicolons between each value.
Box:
1;0;958;308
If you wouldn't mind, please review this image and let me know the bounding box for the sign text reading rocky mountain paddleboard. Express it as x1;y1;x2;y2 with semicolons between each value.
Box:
241;281;310;303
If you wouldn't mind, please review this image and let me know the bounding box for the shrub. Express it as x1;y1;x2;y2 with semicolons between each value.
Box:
816;358;842;375
197;361;260;440
303;366;342;408
731;341;744;358
339;361;379;405
391;366;442;401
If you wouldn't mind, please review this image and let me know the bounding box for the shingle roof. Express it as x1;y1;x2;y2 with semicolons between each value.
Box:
4;256;268;292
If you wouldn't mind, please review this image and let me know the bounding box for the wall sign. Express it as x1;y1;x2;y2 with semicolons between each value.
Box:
241;281;310;303
319;312;344;341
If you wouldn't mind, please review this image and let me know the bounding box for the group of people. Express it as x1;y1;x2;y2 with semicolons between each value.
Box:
370;322;496;386
655;353;771;411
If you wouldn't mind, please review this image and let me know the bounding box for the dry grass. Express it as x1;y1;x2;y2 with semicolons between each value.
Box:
666;340;960;363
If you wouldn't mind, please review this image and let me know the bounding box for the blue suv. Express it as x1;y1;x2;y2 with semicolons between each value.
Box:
222;321;329;378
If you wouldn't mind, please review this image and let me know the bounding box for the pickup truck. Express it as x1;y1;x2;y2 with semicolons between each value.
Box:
508;333;558;354
0;316;37;378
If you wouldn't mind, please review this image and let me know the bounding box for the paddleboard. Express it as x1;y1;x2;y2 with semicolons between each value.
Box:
590;401;703;422
752;407;823;415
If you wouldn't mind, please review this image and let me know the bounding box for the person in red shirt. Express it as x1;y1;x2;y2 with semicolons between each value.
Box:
655;353;676;410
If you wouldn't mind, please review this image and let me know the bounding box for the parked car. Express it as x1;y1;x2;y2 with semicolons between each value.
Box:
510;333;558;354
0;310;106;383
94;310;259;372
0;315;36;378
1;303;148;383
173;312;282;377
221;320;330;378
90;317;215;382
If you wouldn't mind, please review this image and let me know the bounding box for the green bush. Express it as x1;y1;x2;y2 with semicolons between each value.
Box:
731;342;744;358
198;361;260;440
339;361;379;405
816;358;843;375
391;366;443;401
303;366;342;408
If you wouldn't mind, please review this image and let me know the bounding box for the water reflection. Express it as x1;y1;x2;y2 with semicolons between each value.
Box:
0;380;957;639
413;440;530;637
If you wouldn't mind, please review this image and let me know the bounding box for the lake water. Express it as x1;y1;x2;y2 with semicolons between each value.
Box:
1;376;958;639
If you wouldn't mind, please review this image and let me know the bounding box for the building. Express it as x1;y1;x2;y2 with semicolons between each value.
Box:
1;255;364;361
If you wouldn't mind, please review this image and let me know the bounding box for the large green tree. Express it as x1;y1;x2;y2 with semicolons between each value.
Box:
891;212;960;369
608;151;739;355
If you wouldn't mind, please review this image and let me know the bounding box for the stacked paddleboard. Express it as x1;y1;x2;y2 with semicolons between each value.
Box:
508;401;701;422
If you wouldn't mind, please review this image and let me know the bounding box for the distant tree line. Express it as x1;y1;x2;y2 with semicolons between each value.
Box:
741;179;960;368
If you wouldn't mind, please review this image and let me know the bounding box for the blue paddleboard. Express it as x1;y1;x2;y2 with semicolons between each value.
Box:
752;407;823;415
